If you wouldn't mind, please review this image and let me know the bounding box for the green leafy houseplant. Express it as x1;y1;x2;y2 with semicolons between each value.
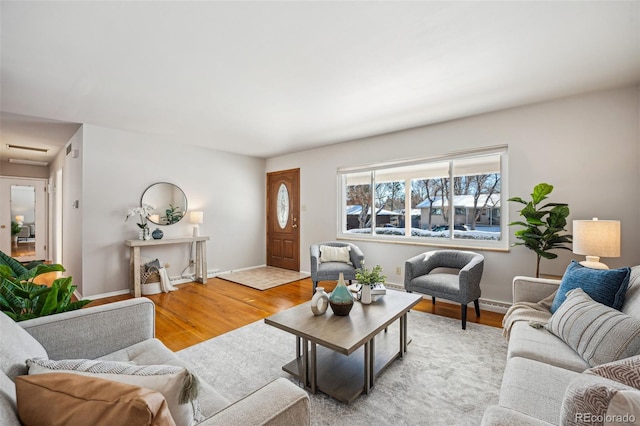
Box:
0;263;92;322
163;204;182;225
508;183;573;278
355;262;387;287
11;221;21;236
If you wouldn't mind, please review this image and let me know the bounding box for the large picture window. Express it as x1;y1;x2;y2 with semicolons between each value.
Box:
338;146;507;249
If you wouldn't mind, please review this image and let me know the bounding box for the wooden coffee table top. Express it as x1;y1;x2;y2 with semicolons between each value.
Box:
265;290;422;355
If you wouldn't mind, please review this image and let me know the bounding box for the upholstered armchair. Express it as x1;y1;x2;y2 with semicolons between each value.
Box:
310;242;365;293
404;250;484;329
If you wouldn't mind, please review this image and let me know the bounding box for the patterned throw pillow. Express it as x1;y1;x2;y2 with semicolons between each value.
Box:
587;355;640;389
546;288;640;367
560;374;640;426
26;358;200;426
551;261;630;313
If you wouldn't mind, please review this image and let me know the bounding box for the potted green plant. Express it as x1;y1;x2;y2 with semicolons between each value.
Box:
163;204;182;224
508;183;573;277
0;262;92;322
355;262;386;304
10;221;21;242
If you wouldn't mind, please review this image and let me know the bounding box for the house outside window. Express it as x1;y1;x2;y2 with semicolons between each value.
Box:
339;146;508;249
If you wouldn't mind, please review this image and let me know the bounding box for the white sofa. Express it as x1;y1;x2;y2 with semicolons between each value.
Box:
482;266;640;425
0;298;310;425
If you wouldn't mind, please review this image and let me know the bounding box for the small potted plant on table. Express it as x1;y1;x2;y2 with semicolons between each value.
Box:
355;262;387;304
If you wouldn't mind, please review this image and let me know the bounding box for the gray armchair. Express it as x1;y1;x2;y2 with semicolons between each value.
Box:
310;242;365;293
404;250;484;329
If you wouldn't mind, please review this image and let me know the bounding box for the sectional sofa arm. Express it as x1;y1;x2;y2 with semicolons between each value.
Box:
512;276;561;304
481;406;554;426
20;298;155;360
200;378;310;426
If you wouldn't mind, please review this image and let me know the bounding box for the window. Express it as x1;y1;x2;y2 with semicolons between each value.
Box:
339;146;507;249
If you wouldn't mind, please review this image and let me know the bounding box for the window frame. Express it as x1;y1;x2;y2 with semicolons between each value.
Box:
336;145;509;251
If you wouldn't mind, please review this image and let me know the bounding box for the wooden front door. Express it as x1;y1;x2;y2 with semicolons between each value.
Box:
266;168;300;271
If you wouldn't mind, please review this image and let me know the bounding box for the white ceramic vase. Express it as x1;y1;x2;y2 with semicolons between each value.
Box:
310;287;329;315
361;284;372;304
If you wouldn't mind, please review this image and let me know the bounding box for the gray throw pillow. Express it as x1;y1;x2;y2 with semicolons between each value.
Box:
546;288;640;367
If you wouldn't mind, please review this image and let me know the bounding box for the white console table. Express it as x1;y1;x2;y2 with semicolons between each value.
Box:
125;236;210;297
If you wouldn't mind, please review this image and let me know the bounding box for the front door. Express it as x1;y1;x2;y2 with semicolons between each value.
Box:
266;168;300;271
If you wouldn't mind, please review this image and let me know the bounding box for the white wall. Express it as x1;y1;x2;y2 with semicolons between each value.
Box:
49;127;84;295
266;86;640;305
79;125;265;298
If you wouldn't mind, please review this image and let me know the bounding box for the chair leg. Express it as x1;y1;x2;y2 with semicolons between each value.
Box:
313;281;317;294
461;304;467;330
432;296;436;305
474;299;480;317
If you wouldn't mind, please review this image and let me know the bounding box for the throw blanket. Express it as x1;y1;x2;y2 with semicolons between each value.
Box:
159;267;178;293
502;290;557;340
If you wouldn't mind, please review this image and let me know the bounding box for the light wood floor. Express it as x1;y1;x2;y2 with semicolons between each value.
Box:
88;277;505;352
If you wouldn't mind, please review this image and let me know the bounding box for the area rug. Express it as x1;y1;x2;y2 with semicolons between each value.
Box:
178;310;508;425
218;266;309;290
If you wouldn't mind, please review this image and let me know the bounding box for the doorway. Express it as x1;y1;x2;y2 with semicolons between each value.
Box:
0;177;47;262
266;168;300;271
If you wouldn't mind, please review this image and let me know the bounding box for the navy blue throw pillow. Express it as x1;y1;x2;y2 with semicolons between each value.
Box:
551;261;631;313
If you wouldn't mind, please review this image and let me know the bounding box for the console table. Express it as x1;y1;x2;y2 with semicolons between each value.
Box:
125;236;210;297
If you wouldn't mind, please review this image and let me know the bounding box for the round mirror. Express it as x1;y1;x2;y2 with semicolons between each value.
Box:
141;182;188;225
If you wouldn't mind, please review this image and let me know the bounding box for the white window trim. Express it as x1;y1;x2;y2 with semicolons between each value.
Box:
336;145;509;251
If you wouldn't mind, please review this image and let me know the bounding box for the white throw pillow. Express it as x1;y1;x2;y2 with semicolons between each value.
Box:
27;358;200;426
319;245;352;264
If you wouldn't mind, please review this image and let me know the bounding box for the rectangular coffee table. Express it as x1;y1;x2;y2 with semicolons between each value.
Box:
264;290;422;403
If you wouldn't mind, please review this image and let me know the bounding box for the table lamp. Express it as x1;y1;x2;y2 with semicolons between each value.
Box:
15;215;24;225
572;218;620;269
190;211;203;237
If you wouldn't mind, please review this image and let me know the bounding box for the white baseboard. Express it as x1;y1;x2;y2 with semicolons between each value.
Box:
382;282;510;314
82;289;130;300
216;265;266;276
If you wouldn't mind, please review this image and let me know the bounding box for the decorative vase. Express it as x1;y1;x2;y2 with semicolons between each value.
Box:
139;227;151;240
329;273;354;316
152;228;164;240
361;284;372;305
310;287;329;316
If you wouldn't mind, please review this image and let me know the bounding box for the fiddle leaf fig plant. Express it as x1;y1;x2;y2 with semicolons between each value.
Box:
508;183;573;278
0;262;92;322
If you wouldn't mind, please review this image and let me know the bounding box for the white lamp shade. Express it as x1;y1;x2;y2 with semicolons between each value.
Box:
148;214;160;223
15;215;24;223
573;219;620;258
190;211;204;225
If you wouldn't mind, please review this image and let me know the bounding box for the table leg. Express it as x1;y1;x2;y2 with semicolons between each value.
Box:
132;247;141;298
302;338;312;392
310;342;317;393
364;341;371;394
399;314;406;358
195;242;202;282
370;335;376;389
200;241;207;283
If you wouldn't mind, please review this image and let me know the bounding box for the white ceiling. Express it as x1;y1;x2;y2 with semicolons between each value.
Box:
1;1;639;161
